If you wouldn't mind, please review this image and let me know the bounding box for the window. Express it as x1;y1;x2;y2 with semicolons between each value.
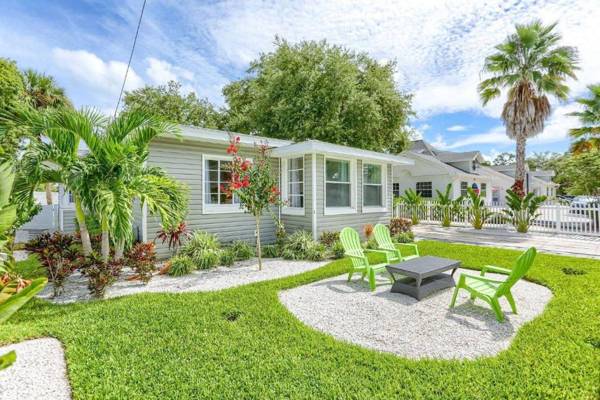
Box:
416;182;432;198
460;181;468;197
481;183;487;197
393;183;400;198
363;163;384;208
67;191;74;204
325;159;352;209
287;157;304;208
204;157;240;212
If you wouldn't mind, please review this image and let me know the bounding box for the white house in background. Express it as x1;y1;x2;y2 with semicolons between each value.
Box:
392;140;558;205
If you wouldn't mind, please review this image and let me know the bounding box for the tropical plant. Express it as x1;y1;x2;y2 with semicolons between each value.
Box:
466;187;495;230
330;241;345;259
281;230;325;261
168;255;195;277
568;84;600;153
503;189;547;233
125;242;156;284
363;224;374;240
228;240;254;261
392;232;415;244
319;231;340;247
155;221;190;256
397;189;422;225
223;136;283;270
479;20;578;196
219;249;236;267
81;253;122;298
179;231;221;269
261;245;280;259
435;183;463;227
388;217;412;236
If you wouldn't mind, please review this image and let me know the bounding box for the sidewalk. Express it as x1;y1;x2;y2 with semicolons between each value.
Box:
413;225;600;260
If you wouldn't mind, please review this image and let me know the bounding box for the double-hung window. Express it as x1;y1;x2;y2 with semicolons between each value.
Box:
203;156;241;213
480;183;487;197
282;157;304;214
325;158;354;212
416;181;432;198
363;163;385;209
460;181;468;197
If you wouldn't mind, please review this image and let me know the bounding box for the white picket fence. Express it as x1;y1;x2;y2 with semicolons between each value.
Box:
393;201;600;237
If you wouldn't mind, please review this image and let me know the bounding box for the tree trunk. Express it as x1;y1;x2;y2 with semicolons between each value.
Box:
255;215;262;270
114;239;125;261
101;218;110;263
45;183;53;205
74;198;93;256
513;134;527;197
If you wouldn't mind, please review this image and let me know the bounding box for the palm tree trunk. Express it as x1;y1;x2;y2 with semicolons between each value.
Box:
513;134;527;197
45;183;53;205
255;215;262;271
114;239;125;261
101;217;110;263
74;198;92;256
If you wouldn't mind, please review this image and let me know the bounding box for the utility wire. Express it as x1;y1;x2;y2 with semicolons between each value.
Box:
114;0;147;118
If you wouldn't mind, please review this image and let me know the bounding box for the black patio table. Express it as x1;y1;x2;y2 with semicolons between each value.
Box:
385;256;461;300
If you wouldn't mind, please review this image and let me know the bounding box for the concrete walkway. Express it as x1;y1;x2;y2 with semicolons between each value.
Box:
413;225;600;259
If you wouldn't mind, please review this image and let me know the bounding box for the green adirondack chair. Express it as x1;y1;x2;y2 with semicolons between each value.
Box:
449;247;537;322
340;227;392;291
373;224;419;264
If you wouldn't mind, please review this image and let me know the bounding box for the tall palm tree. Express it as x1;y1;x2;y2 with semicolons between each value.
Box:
21;69;72;205
479;20;578;196
568;83;600;153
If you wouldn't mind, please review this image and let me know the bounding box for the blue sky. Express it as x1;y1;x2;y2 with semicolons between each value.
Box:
2;0;599;159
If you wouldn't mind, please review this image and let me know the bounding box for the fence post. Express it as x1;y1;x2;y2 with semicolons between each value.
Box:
555;204;561;233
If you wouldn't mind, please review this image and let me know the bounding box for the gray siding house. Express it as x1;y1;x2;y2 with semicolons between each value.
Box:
60;126;413;258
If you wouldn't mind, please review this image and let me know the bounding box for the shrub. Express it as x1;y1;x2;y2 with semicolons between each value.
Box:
125;242;157;284
219;249;236;267
168;255;195;277
319;231;340;247
282;230;325;261
261;245;281;258
389;218;412;236
392;232;415;243
502;190;547;233
330;241;345;259
180;231;221;269
362;238;378;249
80;253;122;298
196;249;220;270
44;254;75;297
229;240;254;260
156;222;190;255
275;221;287;248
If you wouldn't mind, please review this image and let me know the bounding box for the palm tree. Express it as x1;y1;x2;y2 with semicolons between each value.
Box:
435;183;462;228
479;20;578;196
397;188;423;225
568;84;600;153
21;69;72;205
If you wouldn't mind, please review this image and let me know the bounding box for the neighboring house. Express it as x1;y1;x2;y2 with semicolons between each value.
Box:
60;126;413;258
393;140;494;204
392;140;558;205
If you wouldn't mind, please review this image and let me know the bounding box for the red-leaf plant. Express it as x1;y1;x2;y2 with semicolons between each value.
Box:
223;136;283;270
156;221;190;256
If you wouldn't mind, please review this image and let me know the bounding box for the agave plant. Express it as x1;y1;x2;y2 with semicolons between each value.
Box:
434;183;462;228
466;187;496;230
503;190;547;233
398;188;423;225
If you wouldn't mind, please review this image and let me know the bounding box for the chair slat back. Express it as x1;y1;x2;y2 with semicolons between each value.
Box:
497;247;537;297
340;227;368;268
374;224;395;251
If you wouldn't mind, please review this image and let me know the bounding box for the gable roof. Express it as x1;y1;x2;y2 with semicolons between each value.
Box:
404;151;479;177
409;140;484;163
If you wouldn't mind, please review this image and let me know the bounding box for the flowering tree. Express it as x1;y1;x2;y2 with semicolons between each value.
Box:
223;136;283;269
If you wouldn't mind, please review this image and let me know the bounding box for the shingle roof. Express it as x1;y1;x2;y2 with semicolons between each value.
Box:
436;150;481;163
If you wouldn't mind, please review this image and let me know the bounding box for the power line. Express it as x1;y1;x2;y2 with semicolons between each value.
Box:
114;0;147;118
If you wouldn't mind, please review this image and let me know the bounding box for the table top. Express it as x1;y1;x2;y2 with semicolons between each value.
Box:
387;256;461;277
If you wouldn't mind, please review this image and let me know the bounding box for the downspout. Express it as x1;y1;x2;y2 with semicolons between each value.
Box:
312;152;317;240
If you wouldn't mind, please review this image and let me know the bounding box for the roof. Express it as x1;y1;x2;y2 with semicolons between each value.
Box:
403;151;479;177
272;140;414;165
409;140;436;156
436;150;482;163
173;125;294;148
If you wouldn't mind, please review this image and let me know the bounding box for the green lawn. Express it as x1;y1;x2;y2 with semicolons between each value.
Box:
3;241;600;399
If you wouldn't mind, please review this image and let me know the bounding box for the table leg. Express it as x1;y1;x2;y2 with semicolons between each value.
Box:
451;268;458;277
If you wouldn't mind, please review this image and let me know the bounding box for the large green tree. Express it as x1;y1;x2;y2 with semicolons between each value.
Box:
568;83;600;153
479;20;578;196
0;58;26;160
223;38;414;153
556;150;600;195
122;81;224;129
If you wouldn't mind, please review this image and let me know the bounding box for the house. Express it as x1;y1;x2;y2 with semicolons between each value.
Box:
58;126;413;258
392;140;558;205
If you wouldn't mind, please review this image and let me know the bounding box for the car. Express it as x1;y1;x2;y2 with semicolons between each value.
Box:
569;196;599;214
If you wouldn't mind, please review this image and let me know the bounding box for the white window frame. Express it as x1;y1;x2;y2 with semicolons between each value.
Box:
281;156;305;216
362;162;387;213
201;154;246;214
323;157;357;215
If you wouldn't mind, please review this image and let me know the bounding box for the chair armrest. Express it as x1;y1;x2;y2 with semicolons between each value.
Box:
365;249;392;255
344;250;365;259
461;273;504;285
396;243;419;256
481;265;511;276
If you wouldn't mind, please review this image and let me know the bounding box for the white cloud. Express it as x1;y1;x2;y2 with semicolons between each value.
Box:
447;125;467;132
430;134;449;149
146;57;194;86
52;48;144;95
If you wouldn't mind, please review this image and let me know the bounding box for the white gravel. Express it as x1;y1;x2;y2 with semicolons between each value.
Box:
39;258;328;304
279;268;552;360
0;338;70;400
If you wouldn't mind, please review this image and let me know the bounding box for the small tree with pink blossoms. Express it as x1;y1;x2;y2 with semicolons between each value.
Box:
223;136;283;270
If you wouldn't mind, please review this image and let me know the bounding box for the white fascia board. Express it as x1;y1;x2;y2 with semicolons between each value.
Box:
272;140;413;165
162;125;294;148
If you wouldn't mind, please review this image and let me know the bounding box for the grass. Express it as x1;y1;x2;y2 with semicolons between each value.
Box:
3;241;600;399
